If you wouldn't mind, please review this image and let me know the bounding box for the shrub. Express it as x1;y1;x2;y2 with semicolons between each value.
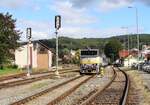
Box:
0;65;3;70
7;64;18;69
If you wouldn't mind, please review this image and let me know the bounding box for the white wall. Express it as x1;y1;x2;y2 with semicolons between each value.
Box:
48;50;52;70
124;58;137;67
15;44;37;68
32;44;37;68
15;43;52;69
15;45;28;68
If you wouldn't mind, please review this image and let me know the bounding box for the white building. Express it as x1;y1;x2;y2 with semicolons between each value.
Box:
124;56;138;67
15;41;52;70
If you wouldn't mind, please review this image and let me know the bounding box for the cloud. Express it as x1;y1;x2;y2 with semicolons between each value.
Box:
0;0;26;9
2;0;147;40
59;26;144;38
138;0;150;6
68;0;99;8
99;0;133;11
58;27;134;38
0;0;41;11
56;0;133;11
17;19;51;41
50;0;138;39
51;1;97;26
63;0;150;10
56;0;97;8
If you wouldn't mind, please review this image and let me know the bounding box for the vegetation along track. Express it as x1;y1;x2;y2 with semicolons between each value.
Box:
79;67;130;105
10;75;94;105
0;69;79;89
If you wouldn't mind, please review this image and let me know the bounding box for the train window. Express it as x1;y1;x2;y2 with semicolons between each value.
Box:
81;51;98;56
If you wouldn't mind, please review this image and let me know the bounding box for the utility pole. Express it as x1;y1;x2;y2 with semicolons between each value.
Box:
130;34;132;49
128;32;130;67
55;15;61;76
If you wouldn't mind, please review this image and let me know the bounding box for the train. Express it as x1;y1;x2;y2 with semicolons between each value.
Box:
80;49;102;74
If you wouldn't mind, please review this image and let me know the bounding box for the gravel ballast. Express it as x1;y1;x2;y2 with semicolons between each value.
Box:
55;67;114;105
0;73;79;105
24;76;90;105
0;67;114;105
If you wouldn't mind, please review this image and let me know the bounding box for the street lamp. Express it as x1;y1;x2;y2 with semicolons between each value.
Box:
128;6;140;70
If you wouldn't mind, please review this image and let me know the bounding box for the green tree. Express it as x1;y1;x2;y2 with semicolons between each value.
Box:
0;13;20;68
104;38;123;62
72;49;80;64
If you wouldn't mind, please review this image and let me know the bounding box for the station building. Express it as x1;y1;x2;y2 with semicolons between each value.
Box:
15;41;53;70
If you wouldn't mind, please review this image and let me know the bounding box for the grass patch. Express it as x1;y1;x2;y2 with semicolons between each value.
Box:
0;68;24;77
127;70;150;105
30;82;48;89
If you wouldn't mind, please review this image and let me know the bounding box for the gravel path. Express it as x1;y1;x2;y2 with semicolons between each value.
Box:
55;67;114;105
0;72;79;105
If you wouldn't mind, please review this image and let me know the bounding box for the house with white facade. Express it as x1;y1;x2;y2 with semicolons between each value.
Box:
15;41;53;70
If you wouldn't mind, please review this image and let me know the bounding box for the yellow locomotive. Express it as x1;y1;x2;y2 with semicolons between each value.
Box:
80;49;102;74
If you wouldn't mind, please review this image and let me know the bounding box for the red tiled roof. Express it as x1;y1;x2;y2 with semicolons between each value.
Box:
119;50;129;58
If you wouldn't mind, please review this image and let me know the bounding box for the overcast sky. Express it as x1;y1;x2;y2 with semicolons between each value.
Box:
0;0;150;41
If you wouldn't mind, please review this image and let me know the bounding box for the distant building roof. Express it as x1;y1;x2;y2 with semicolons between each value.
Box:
19;40;53;52
119;50;129;58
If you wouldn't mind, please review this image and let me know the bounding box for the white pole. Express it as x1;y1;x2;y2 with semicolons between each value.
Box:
54;15;61;76
26;29;31;77
128;6;140;70
136;7;140;70
55;29;59;76
27;42;30;77
26;28;32;77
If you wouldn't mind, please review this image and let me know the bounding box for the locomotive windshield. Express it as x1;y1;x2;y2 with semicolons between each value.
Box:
81;50;98;56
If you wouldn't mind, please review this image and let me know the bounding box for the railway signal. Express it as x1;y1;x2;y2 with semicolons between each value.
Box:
55;15;61;29
26;28;32;40
55;15;61;77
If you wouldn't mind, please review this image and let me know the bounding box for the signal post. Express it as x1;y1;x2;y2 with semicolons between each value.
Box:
26;28;32;77
55;15;61;76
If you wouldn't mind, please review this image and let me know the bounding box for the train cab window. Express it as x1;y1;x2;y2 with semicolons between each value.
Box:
81;51;98;56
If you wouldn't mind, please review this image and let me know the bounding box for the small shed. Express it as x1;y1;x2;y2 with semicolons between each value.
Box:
15;41;52;70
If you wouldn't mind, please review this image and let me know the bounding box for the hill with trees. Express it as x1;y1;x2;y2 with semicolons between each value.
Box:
40;34;150;51
38;34;150;63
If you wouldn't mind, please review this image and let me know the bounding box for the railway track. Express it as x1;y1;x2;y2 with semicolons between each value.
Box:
10;75;94;105
0;67;79;82
79;67;130;105
0;69;79;89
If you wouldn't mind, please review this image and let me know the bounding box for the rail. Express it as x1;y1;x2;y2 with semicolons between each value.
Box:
80;67;117;105
11;75;83;105
0;69;79;89
118;67;130;105
47;75;94;105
